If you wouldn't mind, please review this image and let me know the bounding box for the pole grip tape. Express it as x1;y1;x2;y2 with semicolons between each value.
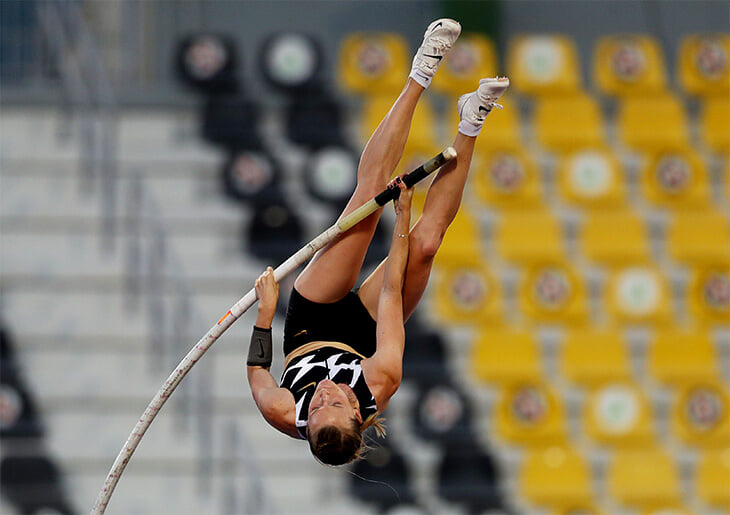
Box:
373;146;456;206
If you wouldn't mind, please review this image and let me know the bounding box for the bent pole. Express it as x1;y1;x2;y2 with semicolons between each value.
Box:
91;146;456;514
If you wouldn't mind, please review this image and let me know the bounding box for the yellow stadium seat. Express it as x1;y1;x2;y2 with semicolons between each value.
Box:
338;32;409;96
471;147;542;210
648;330;719;387
667;209;730;266
608;448;682;510
561;329;632;387
517;260;590;325
639;509;695;515
639;148;711;210
678;34;730;97
432;256;503;326
701;96;730;154
433;209;483;267
495;383;567;446
593;35;668;96
432;33;498;97
360;94;439;149
508;34;582;96
687;265;730;326
556;148;626;209
471;329;542;385
616;94;690;151
533;94;606;153
521;446;593;508
672;381;730;448
495;209;565;264
697;449;730;509
449;95;523;152
580;210;650;265
605;265;672;325
584;382;655;447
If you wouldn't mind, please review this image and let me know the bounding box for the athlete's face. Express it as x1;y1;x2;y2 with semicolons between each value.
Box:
307;379;362;434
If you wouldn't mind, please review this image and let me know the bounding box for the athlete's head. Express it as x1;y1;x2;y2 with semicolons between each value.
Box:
306;379;364;465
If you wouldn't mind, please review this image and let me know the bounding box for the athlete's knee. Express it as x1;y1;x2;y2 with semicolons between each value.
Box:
411;225;445;262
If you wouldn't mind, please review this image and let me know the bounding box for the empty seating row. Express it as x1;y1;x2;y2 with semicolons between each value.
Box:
472;329;725;389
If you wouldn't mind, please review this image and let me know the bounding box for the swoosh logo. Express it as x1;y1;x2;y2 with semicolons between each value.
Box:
255;338;266;359
431;21;443;30
298;381;317;392
423;54;443;61
478;106;489;113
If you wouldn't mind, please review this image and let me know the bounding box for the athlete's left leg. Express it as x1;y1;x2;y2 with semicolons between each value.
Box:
359;77;510;319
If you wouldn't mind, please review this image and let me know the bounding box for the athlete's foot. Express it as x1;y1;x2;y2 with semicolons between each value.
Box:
409;18;461;89
457;76;510;136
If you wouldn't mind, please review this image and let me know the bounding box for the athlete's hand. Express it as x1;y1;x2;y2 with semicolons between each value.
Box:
255;267;279;327
388;175;412;215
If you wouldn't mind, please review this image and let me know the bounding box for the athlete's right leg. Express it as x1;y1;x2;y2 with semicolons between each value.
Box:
294;19;461;304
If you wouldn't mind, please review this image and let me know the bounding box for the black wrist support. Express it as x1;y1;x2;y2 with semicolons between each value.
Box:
247;326;273;368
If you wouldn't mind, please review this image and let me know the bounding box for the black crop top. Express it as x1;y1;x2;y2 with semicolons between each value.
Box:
280;347;378;440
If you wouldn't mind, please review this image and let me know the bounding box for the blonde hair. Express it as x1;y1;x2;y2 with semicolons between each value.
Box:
308;412;387;466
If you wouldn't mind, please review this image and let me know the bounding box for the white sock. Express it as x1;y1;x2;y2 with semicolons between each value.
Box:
409;69;432;89
458;120;482;137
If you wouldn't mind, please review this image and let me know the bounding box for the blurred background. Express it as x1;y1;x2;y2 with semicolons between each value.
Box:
1;1;729;514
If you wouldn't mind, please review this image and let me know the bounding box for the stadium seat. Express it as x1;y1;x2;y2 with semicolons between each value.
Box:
448;95;523;152
286;95;348;149
495;209;565;264
412;381;475;445
349;435;415;511
495;382;567;446
403;313;450;386
678;34;730;97
0;456;74;514
700;96;730;154
648;330;719;387
360;94;438;149
471;329;542;385
687;265;730;326
666;209;730;266
337;32;409;96
533;93;606;152
433;209;483;267
607;448;682;509
556;148;626;209
580;210;650;265
432;33;498;97
222;150;283;206
593;34;668;96
437;439;504;513
517;260;590;325
245;200;304;264
671;381;730;448
175;34;239;95
521;446;593;508
259;32;324;94
508;34;582;96
616;94;690;151
560;329;632;387
432;256;503;326
639;148;711;210
604;265;672;325
584;382;655;447
696;449;730;509
471;147;542;210
303;146;358;208
202;95;263;150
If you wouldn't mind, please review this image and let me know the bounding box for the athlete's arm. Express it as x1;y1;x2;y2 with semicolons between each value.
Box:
246;268;298;438
363;178;412;410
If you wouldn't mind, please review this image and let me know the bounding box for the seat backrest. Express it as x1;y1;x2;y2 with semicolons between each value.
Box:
584;382;654;447
605;265;672;325
495;209;565;264
432;33;498;96
533;93;606;152
561;329;632;387
608;448;682;509
518;260;589;325
593;34;667;96
671;381;730;448
648;330;718;386
678;34;730;97
521;445;593;508
338;32;409;96
667;209;730;266
556;148;626;209
472;329;542;385
580;209;650;265
471;146;542;210
508;34;582;96
639;147;711;210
